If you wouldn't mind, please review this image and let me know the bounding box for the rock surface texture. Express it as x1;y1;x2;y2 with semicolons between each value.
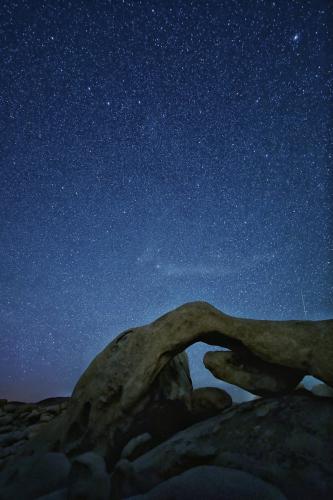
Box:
203;350;303;396
126;465;287;499
0;398;68;471
33;301;332;456
0;301;332;499
112;392;333;499
190;386;232;420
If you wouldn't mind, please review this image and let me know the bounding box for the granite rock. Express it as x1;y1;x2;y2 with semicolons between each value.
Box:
0;452;70;500
204;350;303;396
37;302;332;460
126;465;287;500
67;452;110;500
190;386;232;420
112;393;333;499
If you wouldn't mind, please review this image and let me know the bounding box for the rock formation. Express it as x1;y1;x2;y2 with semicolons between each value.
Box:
112;393;333;499
203;350;303;396
31;302;332;458
0;301;332;499
189;386;232;420
125;465;287;499
0;398;68;470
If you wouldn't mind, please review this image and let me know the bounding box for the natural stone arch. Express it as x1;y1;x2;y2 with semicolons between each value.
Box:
31;301;333;460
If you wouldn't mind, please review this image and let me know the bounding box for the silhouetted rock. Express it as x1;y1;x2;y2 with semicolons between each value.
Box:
112;393;333;499
190;386;232;420
36;489;67;500
67;452;110;500
204;350;303;396
38;351;192;460
311;382;333;398
0;398;68;470
120;433;153;461
32;301;332;461
36;397;70;407
126;465;287;499
0;301;332;499
0;452;70;500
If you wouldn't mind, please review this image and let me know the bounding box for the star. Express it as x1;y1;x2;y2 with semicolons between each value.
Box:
1;0;330;403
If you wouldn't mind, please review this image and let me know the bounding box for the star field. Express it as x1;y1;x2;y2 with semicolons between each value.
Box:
0;0;332;401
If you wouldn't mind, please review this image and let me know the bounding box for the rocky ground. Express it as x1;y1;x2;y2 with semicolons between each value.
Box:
0;398;68;471
0;301;332;499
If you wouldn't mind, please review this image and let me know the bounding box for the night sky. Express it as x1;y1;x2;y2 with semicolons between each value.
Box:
1;0;332;402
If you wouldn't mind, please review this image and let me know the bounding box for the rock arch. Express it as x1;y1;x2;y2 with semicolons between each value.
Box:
32;301;333;459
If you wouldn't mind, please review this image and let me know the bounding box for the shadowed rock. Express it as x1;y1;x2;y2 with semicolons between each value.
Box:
28;351;193;461
0;452;70;500
112;393;333;499
120;433;153;461
28;301;332;460
67;452;110;500
1;302;333;499
190;387;232;420
204;350;303;396
126;465;287;499
311;383;333;398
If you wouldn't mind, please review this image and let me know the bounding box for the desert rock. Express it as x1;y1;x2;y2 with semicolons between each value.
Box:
37;302;332;459
1;302;332;499
190;386;232;419
0;452;70;500
126;465;287;500
67;452;110;500
112;393;333;499
311;383;333;398
204;350;303;396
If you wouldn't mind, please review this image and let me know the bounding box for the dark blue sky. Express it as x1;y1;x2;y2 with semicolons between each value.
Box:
1;0;332;402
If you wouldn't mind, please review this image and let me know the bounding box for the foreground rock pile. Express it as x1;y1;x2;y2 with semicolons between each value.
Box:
0;301;332;499
0;398;68;470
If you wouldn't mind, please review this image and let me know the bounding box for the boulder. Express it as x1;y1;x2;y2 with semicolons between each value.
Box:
0;452;70;500
190;386;232;420
126;465;286;499
67;452;110;500
0;448;12;460
36;489;67;500
0;430;27;447
112;393;333;499
2;404;20;412
27;422;47;439
40;414;54;423
204;350;303;396
0;415;14;426
32;301;331;461
36;397;69;407
31;351;193;461
113;397;194;457
0;425;15;435
0;398;69;471
0;439;26;458
24;409;41;424
311;383;333;398
121;433;153;461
